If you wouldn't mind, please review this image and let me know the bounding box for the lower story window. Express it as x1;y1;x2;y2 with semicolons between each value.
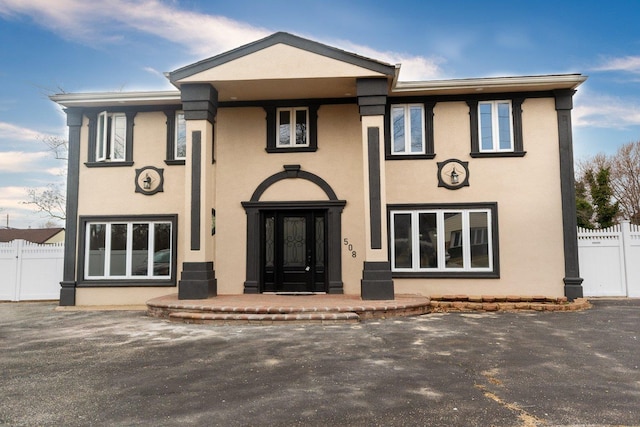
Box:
389;203;499;277
82;216;176;281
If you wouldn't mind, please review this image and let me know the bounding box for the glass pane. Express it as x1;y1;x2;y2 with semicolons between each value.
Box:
315;216;325;267
479;103;493;151
153;223;171;277
111;115;126;160
175;112;186;158
393;213;412;269
470;212;490;268
444;212;464;269
131;224;149;276
265;216;274;268
109;224;127;276
418;213;438;268
283;217;306;267
88;224;106;276
278;110;291;146
410;106;423;153
96;113;106;160
497;102;512;150
392;106;405;153
295;109;307;145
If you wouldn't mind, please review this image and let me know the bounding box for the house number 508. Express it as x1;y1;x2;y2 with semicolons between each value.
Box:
343;238;357;258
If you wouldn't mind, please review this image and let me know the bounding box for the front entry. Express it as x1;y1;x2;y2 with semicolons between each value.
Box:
262;210;327;293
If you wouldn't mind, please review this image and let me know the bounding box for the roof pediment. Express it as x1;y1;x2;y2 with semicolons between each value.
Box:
169;33;396;100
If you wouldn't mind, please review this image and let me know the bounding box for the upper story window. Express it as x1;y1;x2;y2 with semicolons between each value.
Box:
96;111;126;162
277;107;309;148
175;112;187;159
265;105;318;153
87;110;135;167
468;98;525;158
479;101;513;152
385;101;435;160
165;110;187;165
391;104;425;155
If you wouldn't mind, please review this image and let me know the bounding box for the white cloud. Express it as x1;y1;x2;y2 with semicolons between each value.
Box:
0;121;45;141
0;0;444;81
592;56;640;74
574;91;640;129
0;151;50;172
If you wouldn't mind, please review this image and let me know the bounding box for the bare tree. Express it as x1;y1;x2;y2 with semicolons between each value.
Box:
23;136;68;222
578;141;640;225
608;142;640;223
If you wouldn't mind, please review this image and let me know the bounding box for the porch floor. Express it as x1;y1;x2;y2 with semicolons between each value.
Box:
146;293;431;325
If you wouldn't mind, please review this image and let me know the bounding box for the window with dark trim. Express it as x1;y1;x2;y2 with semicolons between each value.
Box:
468;98;525;158
265;104;318;153
77;215;177;286
165;110;186;165
86;111;136;167
388;203;499;278
385;101;435;160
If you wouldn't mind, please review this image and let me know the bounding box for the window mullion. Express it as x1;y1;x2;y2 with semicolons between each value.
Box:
462;212;471;270
148;223;155;277
412;212;420;270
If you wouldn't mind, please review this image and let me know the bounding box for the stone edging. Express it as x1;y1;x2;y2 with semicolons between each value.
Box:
429;295;591;312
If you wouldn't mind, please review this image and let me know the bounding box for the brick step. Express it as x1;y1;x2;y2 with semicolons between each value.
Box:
168;310;360;325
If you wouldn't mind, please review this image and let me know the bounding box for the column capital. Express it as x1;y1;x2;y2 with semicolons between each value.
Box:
357;78;388;116
180;83;218;123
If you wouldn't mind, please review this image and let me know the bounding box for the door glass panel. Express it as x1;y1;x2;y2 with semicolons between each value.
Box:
131;223;149;276
88;224;106;276
110;224;127;276
315;216;324;267
393;213;412;268
470;212;490;268
445;212;463;268
418;213;437;268
283;216;306;267
265;216;274;268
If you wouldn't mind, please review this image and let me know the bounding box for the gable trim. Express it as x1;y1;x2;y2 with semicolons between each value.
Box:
169;32;396;83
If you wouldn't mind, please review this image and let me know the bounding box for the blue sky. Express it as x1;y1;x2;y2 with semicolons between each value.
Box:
1;0;639;228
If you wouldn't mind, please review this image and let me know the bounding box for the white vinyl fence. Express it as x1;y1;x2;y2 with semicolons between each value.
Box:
578;221;640;298
0;240;63;301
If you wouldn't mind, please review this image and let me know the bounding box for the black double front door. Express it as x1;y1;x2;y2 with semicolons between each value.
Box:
262;210;327;293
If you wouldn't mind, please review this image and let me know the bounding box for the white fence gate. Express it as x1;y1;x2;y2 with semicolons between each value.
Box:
0;240;63;301
578;221;640;297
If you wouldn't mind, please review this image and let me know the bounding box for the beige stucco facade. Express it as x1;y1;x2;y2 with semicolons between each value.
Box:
52;32;586;306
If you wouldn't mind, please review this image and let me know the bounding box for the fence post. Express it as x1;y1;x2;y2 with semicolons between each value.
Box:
621;220;631;297
13;239;24;302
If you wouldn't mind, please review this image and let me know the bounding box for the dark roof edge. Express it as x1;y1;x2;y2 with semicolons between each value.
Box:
168;32;396;83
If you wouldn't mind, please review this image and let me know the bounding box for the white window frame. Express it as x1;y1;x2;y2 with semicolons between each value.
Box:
96;111;127;162
390;104;426;155
174;111;186;160
276;107;309;148
84;221;172;280
478;100;514;153
390;208;493;273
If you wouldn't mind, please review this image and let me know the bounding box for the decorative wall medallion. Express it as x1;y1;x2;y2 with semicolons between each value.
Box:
437;159;469;190
135;166;164;195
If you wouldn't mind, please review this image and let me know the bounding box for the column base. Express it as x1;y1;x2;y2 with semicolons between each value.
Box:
179;262;217;300
59;281;76;306
564;276;584;301
361;261;394;300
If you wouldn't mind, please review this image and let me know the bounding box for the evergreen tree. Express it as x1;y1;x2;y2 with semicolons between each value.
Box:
575;179;594;228
586;167;619;228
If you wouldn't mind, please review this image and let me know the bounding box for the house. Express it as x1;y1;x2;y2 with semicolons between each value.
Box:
0;228;65;244
50;32;586;307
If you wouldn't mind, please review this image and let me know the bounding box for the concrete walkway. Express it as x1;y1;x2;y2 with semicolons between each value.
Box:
1;299;638;426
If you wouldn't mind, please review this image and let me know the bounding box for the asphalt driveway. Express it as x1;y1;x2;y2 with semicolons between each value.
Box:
1;299;638;426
